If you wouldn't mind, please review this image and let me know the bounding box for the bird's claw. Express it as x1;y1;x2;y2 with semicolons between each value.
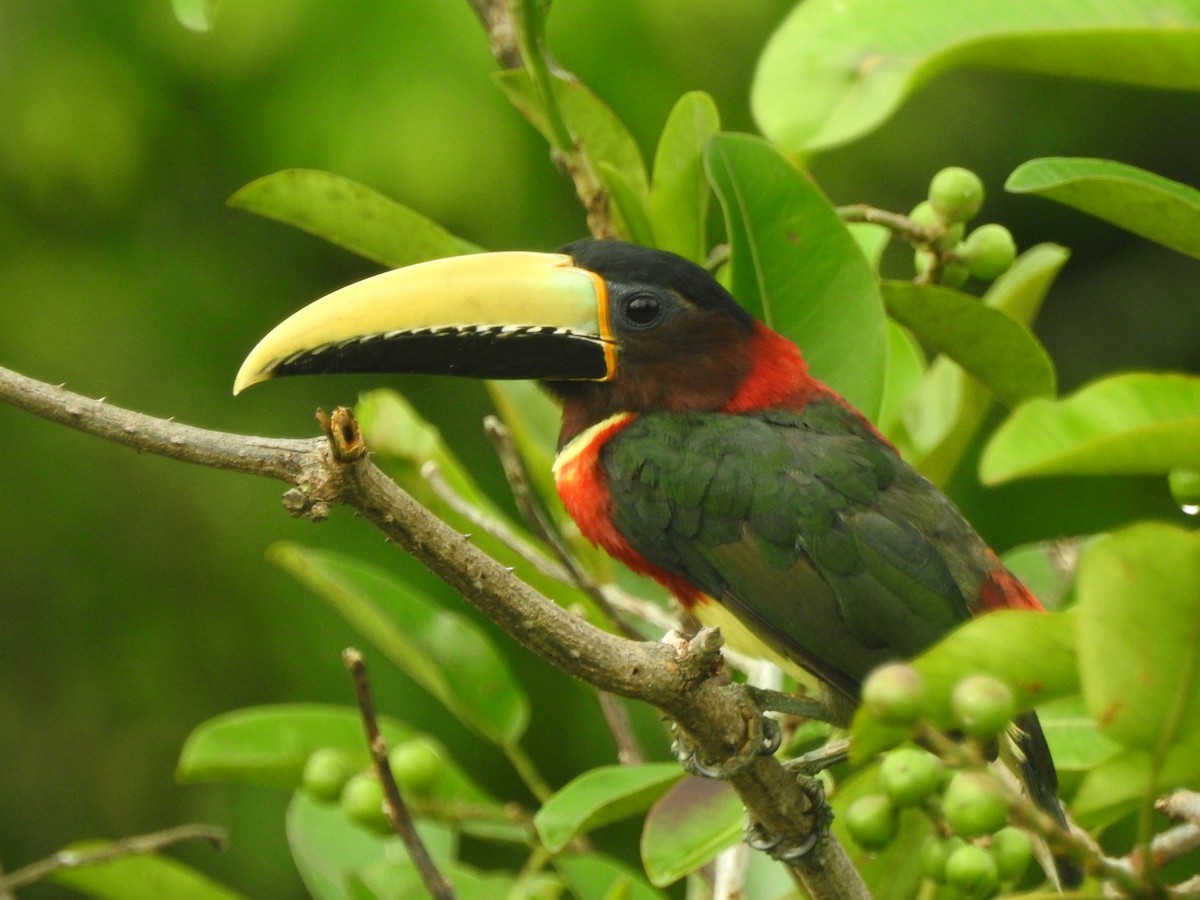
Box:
671;710;782;780
745;775;833;863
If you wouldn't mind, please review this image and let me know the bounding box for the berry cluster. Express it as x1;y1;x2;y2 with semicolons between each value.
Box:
846;664;1034;898
912;167;1017;287
301;737;446;833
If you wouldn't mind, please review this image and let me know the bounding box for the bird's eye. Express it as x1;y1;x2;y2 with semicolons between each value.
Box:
623;293;662;327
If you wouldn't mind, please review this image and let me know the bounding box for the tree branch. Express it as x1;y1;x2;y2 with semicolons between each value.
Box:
0;363;867;900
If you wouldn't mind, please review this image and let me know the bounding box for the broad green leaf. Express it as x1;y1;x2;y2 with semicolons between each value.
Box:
640;776;742;886
554;852;671;900
534;762;683;851
270;543;530;747
48;844;243;900
877;321;925;436
830;765;930;899
650;91;720;263
1000;538;1086;612
851;610;1078;761
704;133;887;418
847;222;890;270
1035;695;1121;772
177;704;411;789
229;169;478;269
286;791;455;900
980;372;1200;483
882;281;1055;409
1076;524;1200;758
895;244;1068;484
494;69;648;201
1072;744;1200;827
354;858;527;900
753;0;1200;153
1008;157;1200;258
599;161;656;246
170;0;219;32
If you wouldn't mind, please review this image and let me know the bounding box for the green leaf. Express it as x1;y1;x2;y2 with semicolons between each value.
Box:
877;322;925;435
229;169;478;269
650;91;720;263
484;380;561;506
1035;695;1122;772
177;704;411;789
980;372;1200;483
894;243;1068;484
286;791;456;900
704;133;887;419
553;852;671;900
1008;157;1200;258
753;0;1200;153
494;69;648;200
269;543;530;747
1076;523;1200;763
533;762;683;852
851;611;1079;761
599;161;657;246
170;0;219;32
48;843;245;900
639;776;742;887
882;281;1055;409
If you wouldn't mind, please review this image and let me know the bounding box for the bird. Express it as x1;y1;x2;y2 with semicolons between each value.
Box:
235;237;1074;879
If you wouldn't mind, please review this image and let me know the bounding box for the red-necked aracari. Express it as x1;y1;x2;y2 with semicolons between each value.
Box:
235;239;1073;878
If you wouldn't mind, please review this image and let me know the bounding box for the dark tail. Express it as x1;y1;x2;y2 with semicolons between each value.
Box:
1013;711;1083;889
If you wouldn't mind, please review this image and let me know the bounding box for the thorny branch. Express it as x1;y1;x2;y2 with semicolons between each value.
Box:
0;363;866;900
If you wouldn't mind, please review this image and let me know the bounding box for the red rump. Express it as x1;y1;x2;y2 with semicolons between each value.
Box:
979;563;1045;613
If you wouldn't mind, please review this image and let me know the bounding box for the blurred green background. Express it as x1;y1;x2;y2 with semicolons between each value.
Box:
1;1;1197;895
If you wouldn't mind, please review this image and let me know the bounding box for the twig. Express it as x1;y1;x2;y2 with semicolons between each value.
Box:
0;824;225;893
468;0;616;238
343;647;456;900
421;459;571;584
836;203;938;246
463;0;522;68
596;690;645;766
0;364;868;900
483;416;642;640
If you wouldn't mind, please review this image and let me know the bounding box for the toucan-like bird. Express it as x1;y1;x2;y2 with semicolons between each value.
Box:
235;239;1072;874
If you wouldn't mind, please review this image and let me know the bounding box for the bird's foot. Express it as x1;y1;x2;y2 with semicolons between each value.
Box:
744;685;829;721
782;737;850;776
745;776;833;863
671;707;782;780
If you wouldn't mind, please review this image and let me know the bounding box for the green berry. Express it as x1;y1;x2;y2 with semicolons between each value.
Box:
936;221;966;251
340;772;390;833
945;843;1001;897
961;224;1016;280
879;747;943;807
388;738;444;797
921;835;967;883
909;200;941;229
950;675;1017;740
1168;468;1200;509
943;771;1009;837
862;663;927;728
844;793;899;850
929;167;985;224
302;748;357;803
989;826;1033;881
